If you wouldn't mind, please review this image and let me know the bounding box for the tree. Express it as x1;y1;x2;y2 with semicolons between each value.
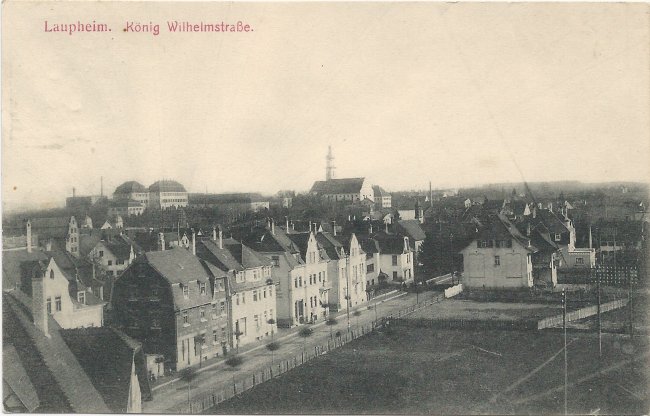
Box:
179;367;198;413
298;327;313;353
353;310;362;327
225;355;244;370
267;318;276;341
325;317;337;339
266;342;280;365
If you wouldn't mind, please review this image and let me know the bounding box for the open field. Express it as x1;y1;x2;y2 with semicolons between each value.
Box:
408;299;562;321
212;327;648;415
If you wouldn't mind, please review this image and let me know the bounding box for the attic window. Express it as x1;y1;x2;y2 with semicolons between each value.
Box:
50;270;55;279
554;233;561;242
199;282;206;295
182;285;189;298
77;291;86;304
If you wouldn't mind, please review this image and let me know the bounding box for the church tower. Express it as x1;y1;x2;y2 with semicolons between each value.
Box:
325;145;335;181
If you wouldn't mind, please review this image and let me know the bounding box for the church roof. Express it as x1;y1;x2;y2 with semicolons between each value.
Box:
310;178;366;194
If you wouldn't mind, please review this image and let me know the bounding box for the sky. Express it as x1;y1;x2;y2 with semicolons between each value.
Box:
2;2;649;212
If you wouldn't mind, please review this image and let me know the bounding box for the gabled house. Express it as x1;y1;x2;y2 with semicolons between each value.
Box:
243;221;329;327
111;247;229;371
459;214;536;288
196;230;277;348
395;219;426;259
373;232;415;284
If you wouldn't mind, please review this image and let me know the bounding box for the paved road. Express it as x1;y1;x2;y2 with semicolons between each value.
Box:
143;290;438;413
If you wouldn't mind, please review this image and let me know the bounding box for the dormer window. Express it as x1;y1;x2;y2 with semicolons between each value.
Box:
182;285;189;298
50;270;55;279
554;233;561;242
199;282;206;295
77;291;85;304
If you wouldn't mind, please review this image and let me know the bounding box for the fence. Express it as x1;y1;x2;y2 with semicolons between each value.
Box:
536;298;629;329
181;293;445;414
557;266;639;286
444;284;463;298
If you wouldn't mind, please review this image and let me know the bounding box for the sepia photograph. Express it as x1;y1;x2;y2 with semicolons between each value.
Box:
2;1;649;414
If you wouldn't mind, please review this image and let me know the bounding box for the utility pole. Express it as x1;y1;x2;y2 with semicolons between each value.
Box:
450;232;455;285
563;289;568;416
628;270;634;337
596;267;602;361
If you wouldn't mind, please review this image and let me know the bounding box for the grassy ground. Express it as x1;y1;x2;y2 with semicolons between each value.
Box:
408;299;562;321
212;327;648;415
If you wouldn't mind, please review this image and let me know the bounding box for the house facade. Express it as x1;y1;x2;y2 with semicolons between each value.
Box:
372;185;392;208
460;215;536;289
111;248;230;371
196;232;277;348
375;234;415;283
88;238;137;278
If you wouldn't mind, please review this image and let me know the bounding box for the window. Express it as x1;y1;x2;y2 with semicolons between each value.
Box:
46;297;51;314
494;256;501;266
242;292;246;304
318;272;322;282
212;303;217;317
294;278;298;288
506;239;513;248
182;311;189;325
299;277;302;287
236;294;240;305
200;308;206;321
55;296;62;312
392;255;398;266
263;288;267;298
220;301;226;315
393;271;398;279
213;329;218;343
367;264;374;273
254;315;260;329
253;290;258;302
221;326;227;339
271;256;280;266
554;233;561;242
199;282;206;295
49;270;54;279
77;291;85;304
98;250;104;257
182;285;189;298
576;258;584;265
269;286;273;297
107;260;113;266
117;259;125;265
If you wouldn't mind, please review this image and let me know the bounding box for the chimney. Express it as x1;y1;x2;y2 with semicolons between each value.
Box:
45;240;52;252
72;187;76;198
212;226;217;241
192;229;196;255
32;265;49;338
218;227;223;249
158;232;165;251
26;220;32;253
291;221;295;231
385;222;389;233
285;216;289;231
271;218;276;235
309;222;312;233
332;221;337;236
369;223;373;234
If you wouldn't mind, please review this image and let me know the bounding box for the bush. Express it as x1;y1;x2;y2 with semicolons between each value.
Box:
299;327;313;338
326;317;337;325
225;356;244;368
266;342;280;352
353;310;362;317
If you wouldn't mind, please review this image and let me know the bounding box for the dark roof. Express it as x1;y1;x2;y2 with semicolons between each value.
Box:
113;181;147;195
188;193;265;205
315;232;345;260
372;185;389;197
310;178;365;194
29;217;71;240
196;238;271;272
468;214;538;253
101;238;134;262
396;220;426;241
148;180;186;193
59;327;152;413
143;247;210;285
373;233;411;255
2;249;49;290
286;232;330;263
523;209;570;234
79;231;103;257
